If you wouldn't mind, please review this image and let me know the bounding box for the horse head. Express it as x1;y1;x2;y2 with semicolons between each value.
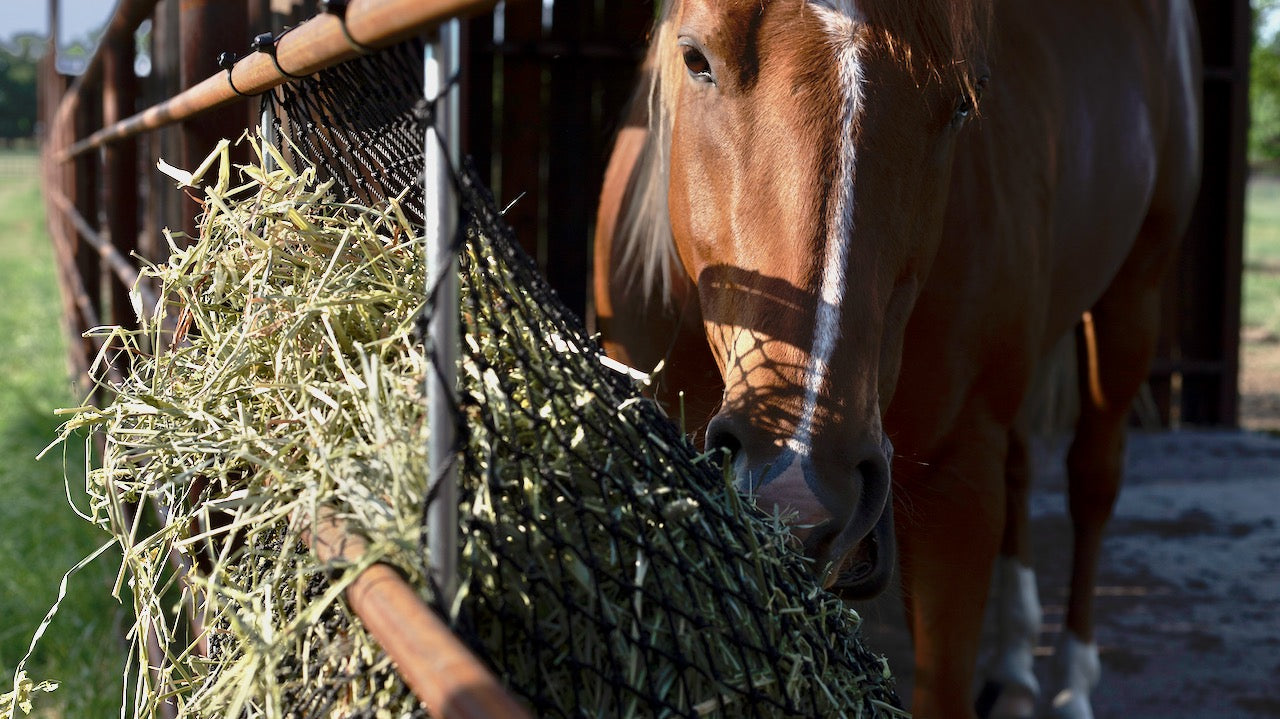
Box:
631;0;989;597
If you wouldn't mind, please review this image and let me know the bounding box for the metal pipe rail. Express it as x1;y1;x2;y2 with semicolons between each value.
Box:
45;186;158;312
63;0;497;159
305;508;532;719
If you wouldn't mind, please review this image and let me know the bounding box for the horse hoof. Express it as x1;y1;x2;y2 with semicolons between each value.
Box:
975;681;1036;719
1050;689;1094;719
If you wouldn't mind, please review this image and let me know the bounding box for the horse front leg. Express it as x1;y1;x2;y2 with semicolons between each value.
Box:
895;422;1007;719
1052;248;1169;717
975;421;1042;719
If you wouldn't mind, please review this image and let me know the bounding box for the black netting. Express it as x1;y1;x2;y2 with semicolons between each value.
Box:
265;40;430;227
263;40;901;718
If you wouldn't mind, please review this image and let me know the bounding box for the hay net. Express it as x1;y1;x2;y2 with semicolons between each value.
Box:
24;39;901;718
265;43;901;715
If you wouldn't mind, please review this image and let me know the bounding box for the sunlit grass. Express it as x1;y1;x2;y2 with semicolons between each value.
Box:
0;150;126;718
1244;173;1280;337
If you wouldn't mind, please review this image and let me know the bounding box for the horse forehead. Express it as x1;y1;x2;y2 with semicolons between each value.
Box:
684;0;864;35
806;0;866;40
807;0;864;19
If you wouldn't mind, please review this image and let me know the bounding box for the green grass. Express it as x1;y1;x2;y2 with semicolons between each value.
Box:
1245;173;1280;337
0;151;126;718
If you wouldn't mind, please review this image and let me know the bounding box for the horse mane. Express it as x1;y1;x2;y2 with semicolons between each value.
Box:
613;0;991;303
858;0;991;94
612;7;682;305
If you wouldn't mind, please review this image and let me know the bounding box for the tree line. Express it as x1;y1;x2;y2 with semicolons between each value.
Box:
1255;1;1280;164
0;34;42;140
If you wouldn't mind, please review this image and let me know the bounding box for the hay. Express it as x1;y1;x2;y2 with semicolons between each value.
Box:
8;139;904;718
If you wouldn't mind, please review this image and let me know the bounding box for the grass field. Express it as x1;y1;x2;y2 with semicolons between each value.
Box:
0;150;126;718
1244;173;1280;338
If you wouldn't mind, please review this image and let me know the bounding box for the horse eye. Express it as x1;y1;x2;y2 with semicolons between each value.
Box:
951;97;976;127
681;44;714;83
952;74;989;127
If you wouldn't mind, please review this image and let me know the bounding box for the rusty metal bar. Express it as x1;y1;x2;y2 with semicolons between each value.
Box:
40;0;90;388
544;0;592;317
305;509;531;719
46;187;158;311
62;0;498;159
179;0;250;244
497;0;544;261
50;0;162;140
145;0;183;261
101;22;142;332
71;83;103;399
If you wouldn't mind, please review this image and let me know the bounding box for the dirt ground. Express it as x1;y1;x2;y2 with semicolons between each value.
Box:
847;339;1280;718
1240;336;1280;434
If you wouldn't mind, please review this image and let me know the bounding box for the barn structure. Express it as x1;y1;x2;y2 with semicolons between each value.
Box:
28;0;1254;714
37;0;1251;432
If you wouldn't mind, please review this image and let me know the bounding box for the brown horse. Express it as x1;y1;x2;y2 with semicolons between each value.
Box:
594;1;1201;717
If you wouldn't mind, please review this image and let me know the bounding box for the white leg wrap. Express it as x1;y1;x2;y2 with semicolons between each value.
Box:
985;558;1043;699
1050;632;1100;719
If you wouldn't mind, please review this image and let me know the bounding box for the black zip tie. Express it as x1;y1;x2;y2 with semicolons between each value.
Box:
320;0;376;54
218;51;249;96
252;28;305;80
413;69;463;127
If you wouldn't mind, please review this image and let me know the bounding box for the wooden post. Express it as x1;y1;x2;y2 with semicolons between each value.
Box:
178;0;249;243
1177;0;1248;426
41;0;91;388
101;25;140;336
498;0;545;261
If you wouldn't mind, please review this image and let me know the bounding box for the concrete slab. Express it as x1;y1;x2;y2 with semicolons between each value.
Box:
851;430;1280;718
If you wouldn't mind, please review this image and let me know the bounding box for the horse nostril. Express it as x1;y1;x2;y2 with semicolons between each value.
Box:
856;451;892;513
858;456;888;492
705;414;743;461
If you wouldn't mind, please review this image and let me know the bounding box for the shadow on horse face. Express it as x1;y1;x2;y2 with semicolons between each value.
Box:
659;1;977;598
691;264;897;596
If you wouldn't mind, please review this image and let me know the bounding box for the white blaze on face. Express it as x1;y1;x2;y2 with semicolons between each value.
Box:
785;1;864;459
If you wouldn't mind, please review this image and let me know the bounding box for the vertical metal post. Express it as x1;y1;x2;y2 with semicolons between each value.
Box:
102;23;140;335
178;0;248;245
260;104;276;172
425;20;462;608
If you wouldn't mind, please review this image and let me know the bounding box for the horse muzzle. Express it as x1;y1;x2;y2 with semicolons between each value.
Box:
710;416;896;599
810;498;896;600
